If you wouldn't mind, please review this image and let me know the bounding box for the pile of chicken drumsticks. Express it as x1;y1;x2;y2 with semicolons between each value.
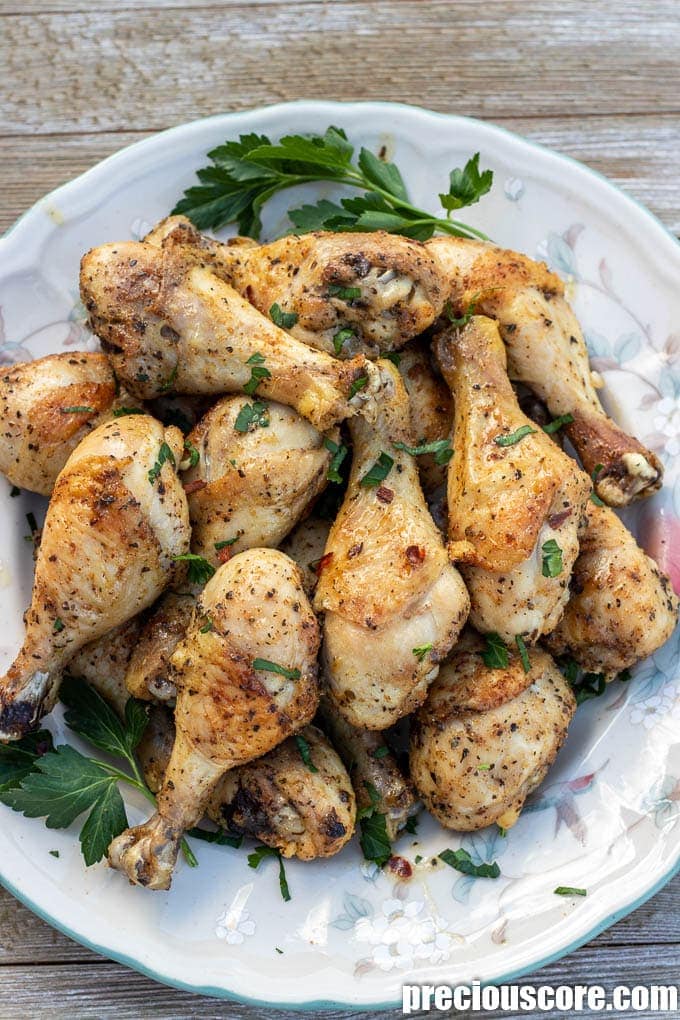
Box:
0;219;676;890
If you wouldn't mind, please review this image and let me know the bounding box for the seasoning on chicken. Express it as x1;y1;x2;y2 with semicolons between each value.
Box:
279;515;333;598
108;549;320;889
397;339;453;502
0;352;134;496
125;590;196;702
435;316;591;643
315;360;469;729
65;618;144;717
546;501;679;677
80;240;381;431
0;415;189;740
428;236;662;506
410;634;576;831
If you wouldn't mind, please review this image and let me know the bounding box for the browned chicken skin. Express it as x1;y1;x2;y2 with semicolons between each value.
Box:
0;352;134;496
545;502;679;677
428;236;662;506
80;240;381;431
315;361;469;729
410;634;576;831
125;590;196;702
0;415;189;740
147;217;447;358
397;339;453;501
435;317;591;643
108;548;320;889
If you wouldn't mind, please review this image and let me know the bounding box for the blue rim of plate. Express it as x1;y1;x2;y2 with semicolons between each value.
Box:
1;101;679;1010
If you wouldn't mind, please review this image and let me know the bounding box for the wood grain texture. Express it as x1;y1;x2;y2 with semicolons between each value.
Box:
1;0;679;1014
1;1;680;136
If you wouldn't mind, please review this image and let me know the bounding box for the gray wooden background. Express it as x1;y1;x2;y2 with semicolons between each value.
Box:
0;1;678;1017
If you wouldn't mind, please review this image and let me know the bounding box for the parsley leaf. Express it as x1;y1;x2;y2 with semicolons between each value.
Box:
172;553;216;585
393;438;453;464
187;825;242;848
247;844;291;901
543;413;574;435
333;327;355;355
541;538;563;578
243;353;271;396
372;745;390;759
183;439;200;469
349;375;369;399
328;285;362;301
554;886;587;897
494;425;536;447
252;658;301;680
112;406;145;418
444;294;479;328
413;643;433;662
439;847;500;879
360;452;394;488
60;675;148;761
294;734;318;774
324;436;348;483
148;441;176;484
404;814;419;834
270;303;298;329
515;635;531;673
172;126;491;241
0;730;53;793
359;810;392;868
234;400;270;433
481;633;509;669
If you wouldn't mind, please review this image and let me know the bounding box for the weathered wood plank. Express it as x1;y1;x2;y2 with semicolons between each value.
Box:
1;2;679;136
2;114;680;237
0;941;679;1020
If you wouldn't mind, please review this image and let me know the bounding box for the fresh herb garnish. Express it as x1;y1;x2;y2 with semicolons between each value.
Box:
543;413;574;435
349;375;368;399
359;810;392;868
9;485;20;497
481;633;509;669
515;635;531;673
328;285;362;301
383;351;401;366
324;437;348;483
372;745;390;759
159;364;178;394
494;425;536;447
112;406;145;418
252;658;301;681
243;353;271;396
356;781;382;820
541;538;563;578
172;127;492;241
393;438;453;465
148;441;176;484
0;676;196;868
215;538;238;551
61;405;94;414
49;850;60;858
360;452;394;488
590;463;605;505
294;734;318;774
269;303;298;329
171;553;216;586
199;616;213;633
477;763;492;771
444;294;479;328
186;825;242;849
554;886;587;897
53;618;65;634
247;844;291;902
24;511;39;544
439;847;500;879
413;643;433;661
183;440;200;469
333;327;355;355
234;400;270;433
404;815;419;834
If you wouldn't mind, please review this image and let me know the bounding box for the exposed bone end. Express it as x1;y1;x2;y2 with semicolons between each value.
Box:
108;812;181;890
0;667;57;742
596;451;663;507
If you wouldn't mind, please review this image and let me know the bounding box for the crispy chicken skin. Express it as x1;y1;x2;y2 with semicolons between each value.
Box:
546;502;679;677
147;217;447;358
315;361;469;729
213;724;355;859
80;240;381;431
317;699;418;840
66;618;143;717
279;515;332;598
397;339;453;500
0;415;189;740
428;236;662;506
410;634;576;831
125;590;196;702
0;352;132;496
181;395;334;564
108;549;320;889
435;317;591;643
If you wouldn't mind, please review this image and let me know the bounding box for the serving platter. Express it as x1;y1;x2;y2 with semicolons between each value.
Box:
0;100;679;1010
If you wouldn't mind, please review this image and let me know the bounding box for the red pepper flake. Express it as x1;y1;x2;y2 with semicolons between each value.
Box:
405;545;426;566
217;545;232;565
183;479;207;495
388;855;413;880
547;507;572;529
348;542;363;559
376;486;394;504
314;552;334;576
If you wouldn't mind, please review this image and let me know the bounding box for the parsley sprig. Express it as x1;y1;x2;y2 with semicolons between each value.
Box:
357;782;392;868
0;676;197;868
172;127;492;241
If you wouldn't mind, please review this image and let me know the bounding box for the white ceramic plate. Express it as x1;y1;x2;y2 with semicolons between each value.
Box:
0;101;679;1011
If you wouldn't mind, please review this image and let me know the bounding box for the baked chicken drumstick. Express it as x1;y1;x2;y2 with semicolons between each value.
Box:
0;415;190;740
314;360;469;729
80;241;380;431
108;548;320;889
435;316;591;643
428;236;662;506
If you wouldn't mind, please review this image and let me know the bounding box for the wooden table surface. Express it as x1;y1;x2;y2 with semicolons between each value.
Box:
1;1;678;1017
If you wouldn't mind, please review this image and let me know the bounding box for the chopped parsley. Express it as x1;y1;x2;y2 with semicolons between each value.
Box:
252;658;301;681
215;538;238;551
183;440;200;469
53;618;65;634
372;745;390;759
393;438;453;465
413;643;433;662
294;734;318;773
158;365;178;393
439;847;500;879
199;616;213;634
494;425;536;447
481;632;509;669
515;634;531;673
333;327;355;354
543;413;574;435
243;353;271;396
590;463;605;505
148;441;176;484
404;815;419;835
328;285;362;301
444;293;478;328
541;538;563;578
9;485;20;498
360;452;394;488
349;375;369;399
247;844;291;901
234;400;270;433
324;437;348;483
269;303;298;329
112;406;145;418
554;886;587;897
171;553;216;586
